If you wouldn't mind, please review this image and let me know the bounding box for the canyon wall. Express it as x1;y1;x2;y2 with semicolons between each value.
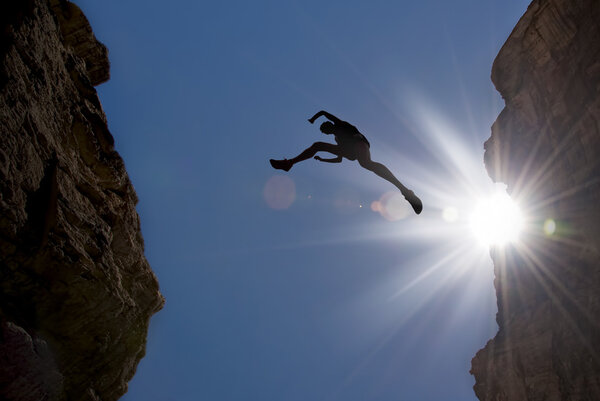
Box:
471;0;600;400
0;1;164;400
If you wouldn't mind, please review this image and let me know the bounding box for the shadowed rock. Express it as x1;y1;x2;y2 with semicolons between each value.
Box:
0;1;164;400
471;0;600;400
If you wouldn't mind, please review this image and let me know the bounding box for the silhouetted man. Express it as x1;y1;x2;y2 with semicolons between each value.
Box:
270;110;423;214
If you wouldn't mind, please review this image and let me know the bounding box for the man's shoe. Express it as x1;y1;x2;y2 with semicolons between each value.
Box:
269;159;293;172
403;190;423;215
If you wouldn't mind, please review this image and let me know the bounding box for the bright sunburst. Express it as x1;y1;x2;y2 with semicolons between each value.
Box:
470;190;523;246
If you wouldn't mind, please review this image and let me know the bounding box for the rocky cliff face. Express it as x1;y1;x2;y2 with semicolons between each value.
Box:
0;1;164;400
471;0;600;400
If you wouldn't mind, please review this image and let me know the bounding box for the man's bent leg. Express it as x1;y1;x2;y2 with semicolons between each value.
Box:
271;142;341;171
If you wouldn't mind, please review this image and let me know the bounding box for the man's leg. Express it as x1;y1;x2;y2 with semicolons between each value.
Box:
270;142;341;171
356;145;423;214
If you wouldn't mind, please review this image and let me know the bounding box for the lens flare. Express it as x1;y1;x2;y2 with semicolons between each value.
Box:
371;192;411;221
442;207;459;222
333;187;361;214
470;191;523;246
263;175;296;210
543;219;556;236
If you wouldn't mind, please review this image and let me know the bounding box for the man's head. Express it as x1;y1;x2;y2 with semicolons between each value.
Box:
320;121;334;134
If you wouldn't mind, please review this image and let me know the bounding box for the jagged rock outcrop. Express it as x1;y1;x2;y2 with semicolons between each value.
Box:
0;1;164;400
471;0;600;400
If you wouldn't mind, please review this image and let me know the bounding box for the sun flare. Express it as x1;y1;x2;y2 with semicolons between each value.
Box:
470;191;523;247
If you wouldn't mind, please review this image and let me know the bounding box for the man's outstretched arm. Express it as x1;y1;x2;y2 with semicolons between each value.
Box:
314;155;342;163
308;110;342;124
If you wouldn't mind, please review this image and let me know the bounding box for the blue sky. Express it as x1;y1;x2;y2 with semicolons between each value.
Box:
76;1;529;400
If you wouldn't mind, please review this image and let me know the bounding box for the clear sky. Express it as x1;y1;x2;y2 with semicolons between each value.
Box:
76;1;530;400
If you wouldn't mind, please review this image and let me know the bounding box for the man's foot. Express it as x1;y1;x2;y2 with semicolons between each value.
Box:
269;159;293;172
403;189;423;215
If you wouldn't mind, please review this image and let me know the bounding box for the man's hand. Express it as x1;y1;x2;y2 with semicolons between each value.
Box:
308;110;325;124
314;155;342;163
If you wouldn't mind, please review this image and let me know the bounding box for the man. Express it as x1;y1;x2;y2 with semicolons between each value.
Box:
270;110;423;214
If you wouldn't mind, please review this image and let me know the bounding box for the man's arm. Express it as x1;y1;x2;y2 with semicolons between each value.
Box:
314;155;342;163
308;110;342;124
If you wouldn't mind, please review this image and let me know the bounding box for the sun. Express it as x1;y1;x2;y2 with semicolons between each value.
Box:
470;190;523;247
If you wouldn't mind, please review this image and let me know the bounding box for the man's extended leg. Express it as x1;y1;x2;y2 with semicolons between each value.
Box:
362;160;423;214
270;142;341;171
356;146;423;214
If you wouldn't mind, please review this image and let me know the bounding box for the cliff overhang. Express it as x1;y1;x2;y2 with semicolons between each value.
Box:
0;1;164;400
471;1;600;400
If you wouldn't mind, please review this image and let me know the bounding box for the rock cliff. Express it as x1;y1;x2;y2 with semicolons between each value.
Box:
471;0;600;400
0;1;164;400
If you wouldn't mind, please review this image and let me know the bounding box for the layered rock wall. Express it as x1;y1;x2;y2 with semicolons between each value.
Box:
472;0;600;400
0;1;164;400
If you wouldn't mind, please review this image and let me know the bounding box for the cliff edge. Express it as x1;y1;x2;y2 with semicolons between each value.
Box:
471;0;600;400
0;1;164;400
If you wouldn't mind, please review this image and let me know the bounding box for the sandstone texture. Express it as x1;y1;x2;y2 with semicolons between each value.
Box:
0;1;164;400
472;0;600;400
